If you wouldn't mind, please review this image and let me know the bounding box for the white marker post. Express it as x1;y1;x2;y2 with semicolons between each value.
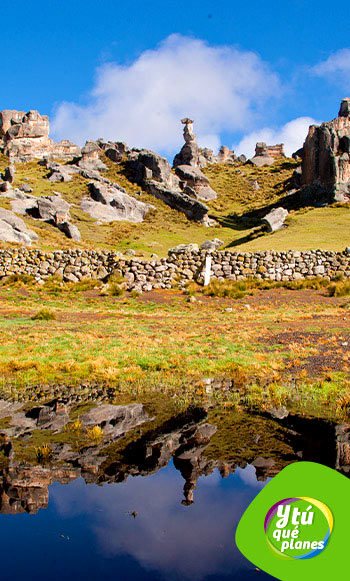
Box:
204;254;212;287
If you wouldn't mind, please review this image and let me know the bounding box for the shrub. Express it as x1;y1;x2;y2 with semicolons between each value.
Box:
31;308;56;321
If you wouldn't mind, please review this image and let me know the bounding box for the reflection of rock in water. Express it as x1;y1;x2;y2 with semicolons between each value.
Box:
0;398;347;514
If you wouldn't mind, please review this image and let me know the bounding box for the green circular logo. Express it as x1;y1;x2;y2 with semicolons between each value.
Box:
264;497;333;560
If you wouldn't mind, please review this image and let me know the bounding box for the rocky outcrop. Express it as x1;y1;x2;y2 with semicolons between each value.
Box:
0;208;38;245
174;165;217;201
248;142;283;167
77;141;108;173
127;149;211;223
0;110;81;163
81;181;153;223
301;98;350;203
46;161;81;182
255;142;285;159
7;191;81;241
262;207;288;232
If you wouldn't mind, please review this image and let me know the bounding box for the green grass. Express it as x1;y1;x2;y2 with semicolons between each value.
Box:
0;282;348;420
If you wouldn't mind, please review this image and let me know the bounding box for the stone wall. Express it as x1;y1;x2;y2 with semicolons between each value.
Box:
0;248;349;291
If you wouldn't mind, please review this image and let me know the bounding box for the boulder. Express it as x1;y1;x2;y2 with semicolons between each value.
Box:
2;166;15;184
0;181;12;192
175;164;217;201
255;142;285;159
18;183;33;193
9;191;38;215
37;195;70;223
200;238;224;250
173;118;205;168
169;243;199;254
128;149;175;184
57;221;81;242
82;181;152;223
46;161;80;182
146;179;209;222
262;207;288;232
77;140;108;172
79;168;110;183
248;154;275;167
0;208;38;244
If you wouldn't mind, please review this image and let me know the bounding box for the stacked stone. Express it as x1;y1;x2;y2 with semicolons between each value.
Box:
0;248;349;290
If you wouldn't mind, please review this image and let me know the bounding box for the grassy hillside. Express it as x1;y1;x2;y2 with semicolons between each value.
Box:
0;152;349;255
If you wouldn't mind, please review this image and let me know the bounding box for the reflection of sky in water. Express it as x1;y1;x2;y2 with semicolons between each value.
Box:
0;463;274;580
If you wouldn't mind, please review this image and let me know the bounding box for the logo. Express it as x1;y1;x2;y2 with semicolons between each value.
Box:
235;462;349;580
264;497;333;560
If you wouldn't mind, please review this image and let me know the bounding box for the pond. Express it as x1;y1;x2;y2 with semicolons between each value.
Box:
0;392;346;580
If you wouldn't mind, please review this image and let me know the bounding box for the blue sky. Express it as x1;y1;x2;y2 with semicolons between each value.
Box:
2;0;350;157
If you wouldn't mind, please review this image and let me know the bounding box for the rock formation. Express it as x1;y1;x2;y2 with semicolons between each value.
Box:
81;181;153;223
173;118;202;168
127;149;212;223
255;142;285;159
174;164;217;201
173;118;237;168
248;142;285;167
77;141;108;172
301;98;350;203
0;208;38;244
0;110;81;163
8;191;81;241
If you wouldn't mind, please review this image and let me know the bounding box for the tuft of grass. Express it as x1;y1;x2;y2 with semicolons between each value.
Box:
336;391;350;419
66;418;82;433
86;425;103;442
35;444;53;463
327;279;350;297
107;272;126;297
204;280;247;299
203;276;335;299
2;274;35;286
31;308;57;321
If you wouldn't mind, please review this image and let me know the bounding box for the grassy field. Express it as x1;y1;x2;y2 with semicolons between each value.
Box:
1;153;349;255
0;278;349;420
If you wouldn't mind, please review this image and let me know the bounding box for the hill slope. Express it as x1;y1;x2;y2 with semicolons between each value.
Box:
0;153;349;255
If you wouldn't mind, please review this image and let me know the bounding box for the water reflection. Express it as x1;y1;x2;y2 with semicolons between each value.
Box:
0;463;272;581
0;393;347;580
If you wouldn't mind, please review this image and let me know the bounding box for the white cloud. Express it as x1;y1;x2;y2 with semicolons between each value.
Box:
313;48;350;81
233;116;317;158
51;34;281;155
